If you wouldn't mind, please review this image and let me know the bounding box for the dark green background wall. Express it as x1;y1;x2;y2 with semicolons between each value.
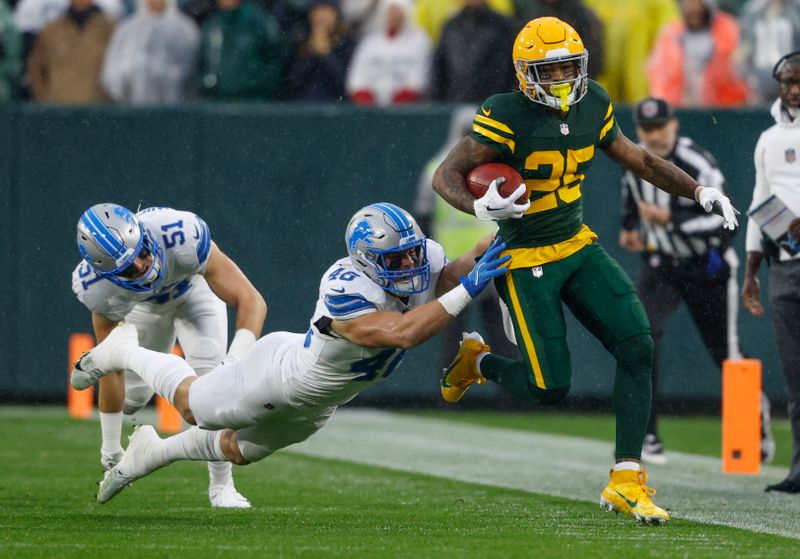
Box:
0;103;782;406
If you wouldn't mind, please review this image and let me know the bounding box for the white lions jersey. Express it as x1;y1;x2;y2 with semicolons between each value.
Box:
71;207;213;321
278;239;448;409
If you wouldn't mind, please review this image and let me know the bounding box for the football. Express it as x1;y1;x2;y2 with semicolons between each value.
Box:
466;163;528;204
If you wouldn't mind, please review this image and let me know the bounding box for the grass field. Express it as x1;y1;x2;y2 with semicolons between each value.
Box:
2;406;799;558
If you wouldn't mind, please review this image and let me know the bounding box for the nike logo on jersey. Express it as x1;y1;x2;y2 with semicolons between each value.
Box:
331;287;345;294
481;106;492;116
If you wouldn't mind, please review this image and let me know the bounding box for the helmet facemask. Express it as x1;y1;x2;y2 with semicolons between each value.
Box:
362;241;430;295
516;50;588;112
104;227;165;292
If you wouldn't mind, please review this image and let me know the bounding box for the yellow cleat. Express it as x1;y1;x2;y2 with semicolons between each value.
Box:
599;467;670;525
440;332;489;403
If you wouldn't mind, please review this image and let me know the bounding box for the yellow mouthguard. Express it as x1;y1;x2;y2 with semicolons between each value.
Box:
550;83;572;112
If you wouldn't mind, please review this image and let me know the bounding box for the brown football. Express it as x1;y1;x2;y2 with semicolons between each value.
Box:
466;163;528;205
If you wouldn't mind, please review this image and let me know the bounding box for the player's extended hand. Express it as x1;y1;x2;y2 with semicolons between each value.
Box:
473;177;531;221
460;236;510;298
696;186;739;230
741;275;764;317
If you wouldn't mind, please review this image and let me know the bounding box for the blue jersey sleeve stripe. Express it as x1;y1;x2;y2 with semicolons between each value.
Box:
326;303;376;317
195;218;211;264
325;293;368;305
324;296;376;316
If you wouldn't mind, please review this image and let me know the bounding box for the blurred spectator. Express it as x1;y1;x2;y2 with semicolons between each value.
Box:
27;0;114;103
647;0;748;107
432;0;517;102
0;0;22;101
101;0;199;105
198;0;288;100
737;0;800;105
619;97;774;466
584;0;678;103
14;0;123;52
414;105;517;377
286;0;353;101
513;0;604;78
742;51;800;493
415;0;514;44
346;0;430;105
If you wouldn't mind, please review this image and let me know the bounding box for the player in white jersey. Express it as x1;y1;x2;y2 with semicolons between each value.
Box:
71;203;267;508
69;202;510;505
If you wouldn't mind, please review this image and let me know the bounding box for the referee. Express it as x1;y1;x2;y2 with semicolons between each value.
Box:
619;97;774;464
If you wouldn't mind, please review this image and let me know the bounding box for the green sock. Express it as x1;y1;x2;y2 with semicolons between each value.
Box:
612;335;654;461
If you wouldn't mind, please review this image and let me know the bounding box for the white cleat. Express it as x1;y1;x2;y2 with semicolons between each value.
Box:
71;323;139;390
97;425;162;504
209;483;252;509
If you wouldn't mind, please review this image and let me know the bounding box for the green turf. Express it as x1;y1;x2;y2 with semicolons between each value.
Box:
1;408;797;558
408;409;794;468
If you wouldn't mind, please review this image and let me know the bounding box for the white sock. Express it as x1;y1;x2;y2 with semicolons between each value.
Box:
124;348;196;403
161;427;226;464
613;461;641;472
99;411;124;456
208;461;234;487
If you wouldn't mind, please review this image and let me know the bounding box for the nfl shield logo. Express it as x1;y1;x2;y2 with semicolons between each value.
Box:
532;266;544;278
560;123;570;135
786;148;796;163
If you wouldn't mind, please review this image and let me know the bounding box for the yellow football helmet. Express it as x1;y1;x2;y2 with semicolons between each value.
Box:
512;17;588;112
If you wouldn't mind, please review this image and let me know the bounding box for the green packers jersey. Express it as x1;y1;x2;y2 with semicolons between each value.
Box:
470;80;618;248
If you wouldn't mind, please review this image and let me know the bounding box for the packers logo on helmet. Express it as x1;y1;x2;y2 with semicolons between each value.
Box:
512;17;588;112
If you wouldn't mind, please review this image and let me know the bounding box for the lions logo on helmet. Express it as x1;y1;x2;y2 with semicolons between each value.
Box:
345;203;430;295
513;17;588;112
348;219;375;252
77;203;165;292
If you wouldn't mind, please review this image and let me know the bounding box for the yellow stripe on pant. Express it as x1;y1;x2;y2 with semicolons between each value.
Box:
505;272;547;389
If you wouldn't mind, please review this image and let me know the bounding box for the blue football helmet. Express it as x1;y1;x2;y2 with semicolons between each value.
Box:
345;203;430;295
76;203;165;292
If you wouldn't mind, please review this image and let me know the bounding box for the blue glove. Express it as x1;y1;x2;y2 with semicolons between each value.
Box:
460;236;510;298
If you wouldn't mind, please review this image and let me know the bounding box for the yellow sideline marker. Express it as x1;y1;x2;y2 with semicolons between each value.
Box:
722;359;762;474
67;333;95;419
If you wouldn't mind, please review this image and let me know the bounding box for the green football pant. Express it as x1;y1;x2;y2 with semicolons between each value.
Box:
485;243;653;460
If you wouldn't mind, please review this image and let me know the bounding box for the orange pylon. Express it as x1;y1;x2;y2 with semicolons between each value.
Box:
67;333;95;419
722;359;762;474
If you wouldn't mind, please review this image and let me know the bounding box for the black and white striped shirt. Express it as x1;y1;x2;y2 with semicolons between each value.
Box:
621;136;735;259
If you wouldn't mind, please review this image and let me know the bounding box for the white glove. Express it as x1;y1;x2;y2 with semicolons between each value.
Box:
473;177;531;221
696;186;739;230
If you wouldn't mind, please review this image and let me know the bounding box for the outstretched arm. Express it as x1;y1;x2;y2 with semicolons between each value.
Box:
603;130;738;228
203;242;268;360
602;130;698;199
332;238;509;349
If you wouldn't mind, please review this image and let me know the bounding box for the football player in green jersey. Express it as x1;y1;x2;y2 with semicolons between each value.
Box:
432;16;739;525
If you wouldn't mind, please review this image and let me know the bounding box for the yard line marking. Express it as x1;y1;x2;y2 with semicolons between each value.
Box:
290;409;800;539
